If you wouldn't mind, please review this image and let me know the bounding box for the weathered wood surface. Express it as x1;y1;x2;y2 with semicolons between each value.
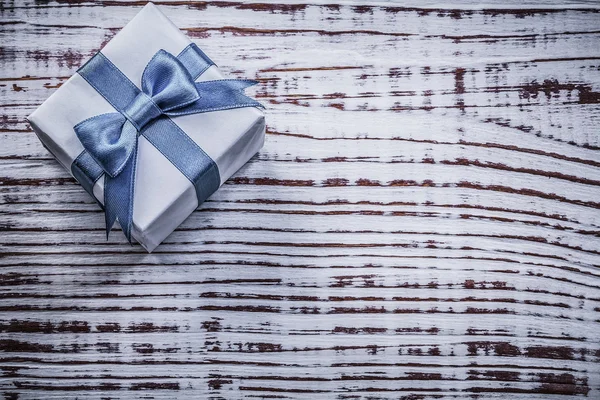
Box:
1;0;600;398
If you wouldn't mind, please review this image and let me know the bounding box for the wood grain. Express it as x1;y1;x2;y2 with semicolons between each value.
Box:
1;0;599;398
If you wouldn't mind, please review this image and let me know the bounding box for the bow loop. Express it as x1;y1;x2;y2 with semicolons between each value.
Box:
74;113;137;178
142;49;200;112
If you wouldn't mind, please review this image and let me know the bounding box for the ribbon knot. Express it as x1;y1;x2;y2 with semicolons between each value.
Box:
72;46;262;242
123;91;162;131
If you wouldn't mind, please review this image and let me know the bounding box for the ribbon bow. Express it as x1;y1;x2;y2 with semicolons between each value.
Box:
73;48;261;242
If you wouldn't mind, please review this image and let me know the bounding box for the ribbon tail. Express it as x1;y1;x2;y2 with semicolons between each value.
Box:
104;173;117;240
104;137;138;243
165;79;263;117
198;79;264;109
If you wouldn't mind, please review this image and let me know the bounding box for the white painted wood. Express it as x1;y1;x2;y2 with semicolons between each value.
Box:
0;1;599;398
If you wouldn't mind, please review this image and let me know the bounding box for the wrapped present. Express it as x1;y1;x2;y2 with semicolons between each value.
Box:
27;2;265;252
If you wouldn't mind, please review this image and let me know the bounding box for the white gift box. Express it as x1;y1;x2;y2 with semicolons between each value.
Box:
27;2;265;252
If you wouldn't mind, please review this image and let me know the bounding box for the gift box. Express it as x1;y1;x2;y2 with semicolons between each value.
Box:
27;2;265;252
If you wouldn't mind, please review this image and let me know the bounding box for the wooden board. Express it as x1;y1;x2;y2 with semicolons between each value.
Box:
1;0;599;398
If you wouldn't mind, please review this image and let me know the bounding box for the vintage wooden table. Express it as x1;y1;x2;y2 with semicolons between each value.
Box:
1;0;599;398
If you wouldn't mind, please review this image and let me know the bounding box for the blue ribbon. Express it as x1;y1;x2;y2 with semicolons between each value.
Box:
70;44;262;242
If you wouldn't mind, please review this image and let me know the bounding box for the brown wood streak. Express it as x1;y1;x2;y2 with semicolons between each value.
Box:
1;0;600;399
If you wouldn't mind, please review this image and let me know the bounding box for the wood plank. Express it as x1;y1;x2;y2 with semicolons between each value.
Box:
0;1;599;398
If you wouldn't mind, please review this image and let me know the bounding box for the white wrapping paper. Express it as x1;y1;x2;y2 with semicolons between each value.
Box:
27;2;265;252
